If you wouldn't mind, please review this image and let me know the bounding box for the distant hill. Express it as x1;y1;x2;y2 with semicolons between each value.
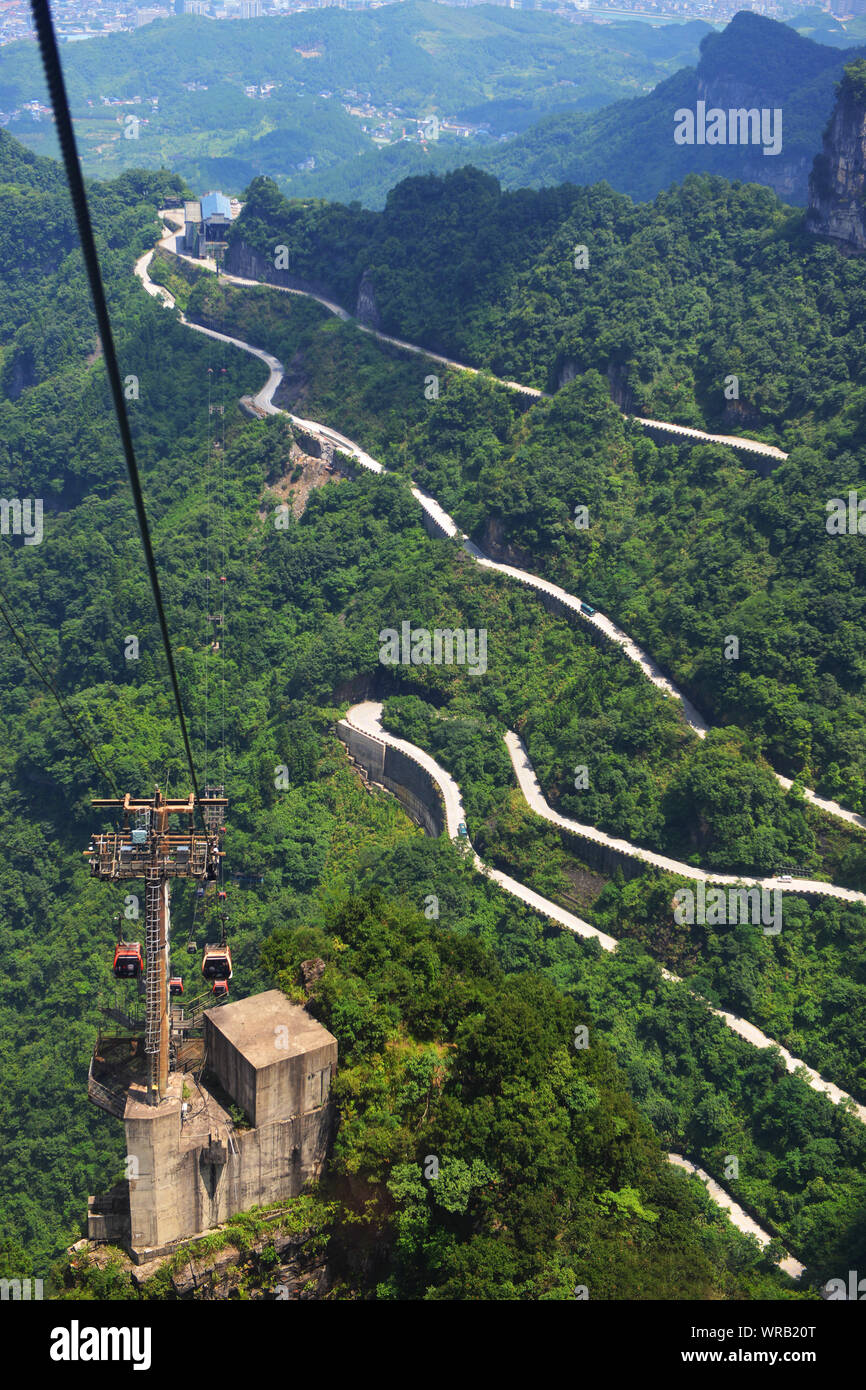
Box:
0;2;710;195
288;12;866;209
786;6;866;49
481;12;860;207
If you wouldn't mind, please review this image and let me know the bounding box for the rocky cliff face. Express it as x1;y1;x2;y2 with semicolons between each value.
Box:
690;70;811;202
686;13;839;204
224;240;346;306
68;1219;333;1300
807;63;866;254
355;269;382;330
476;516;536;571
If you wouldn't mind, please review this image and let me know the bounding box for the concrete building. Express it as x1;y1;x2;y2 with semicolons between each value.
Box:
88;991;337;1263
184;191;233;258
206;989;335;1127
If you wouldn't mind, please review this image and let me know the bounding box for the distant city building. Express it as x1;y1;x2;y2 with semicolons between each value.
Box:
134;7;170;25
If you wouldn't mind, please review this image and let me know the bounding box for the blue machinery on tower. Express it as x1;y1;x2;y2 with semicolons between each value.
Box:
85;787;228;1105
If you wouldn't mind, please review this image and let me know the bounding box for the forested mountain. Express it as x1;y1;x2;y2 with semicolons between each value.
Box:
279;12;866;209
6;7;855;212
787;7;866;48
479;12;862;208
0;124;821;1300
2;10;859;211
227;157;866;810
4;38;866;1300
0;2;708;196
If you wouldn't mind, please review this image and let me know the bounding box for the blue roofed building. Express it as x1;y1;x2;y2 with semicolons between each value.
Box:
184;191;236;259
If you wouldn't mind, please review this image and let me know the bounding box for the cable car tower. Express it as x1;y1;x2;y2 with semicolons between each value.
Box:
84;788;227;1105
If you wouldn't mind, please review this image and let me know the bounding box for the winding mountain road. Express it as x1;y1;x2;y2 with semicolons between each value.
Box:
133;214;849;1279
667;1156;804;1281
338;699;819;1279
340;699;866;1130
505;731;866;905
153;211;788;458
137;217;865;837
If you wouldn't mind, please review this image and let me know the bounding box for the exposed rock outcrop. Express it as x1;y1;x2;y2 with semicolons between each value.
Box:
224;239;345;305
69;1221;331;1299
686;13;837;203
721;395;765;431
807;61;866;255
300;958;327;995
3;348;37;401
605;363;635;415
355;269;382;330
476;516;536;571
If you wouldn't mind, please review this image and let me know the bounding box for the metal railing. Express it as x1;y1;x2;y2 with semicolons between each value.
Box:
88;832;212;880
87;1057;128;1119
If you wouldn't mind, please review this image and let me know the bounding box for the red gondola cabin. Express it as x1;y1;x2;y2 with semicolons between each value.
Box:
212;979;229;999
202;943;232;981
113;941;144;980
169;977;184;997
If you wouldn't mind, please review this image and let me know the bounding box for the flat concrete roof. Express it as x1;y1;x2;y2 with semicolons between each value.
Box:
204;990;336;1071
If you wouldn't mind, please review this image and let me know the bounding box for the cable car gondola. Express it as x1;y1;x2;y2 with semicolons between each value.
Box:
113;941;144;980
169;977;184;997
202;943;232;981
212;979;229;999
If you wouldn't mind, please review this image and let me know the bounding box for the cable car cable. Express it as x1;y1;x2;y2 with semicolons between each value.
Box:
205;359;213;783
220;367;227;792
30;0;206;830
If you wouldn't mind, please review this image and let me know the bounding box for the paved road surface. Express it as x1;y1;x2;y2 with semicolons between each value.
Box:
133;225;864;837
340;700;836;1275
340;700;866;1128
133;226;865;839
505;730;866;905
135;223;845;1275
667;1155;804;1280
635;417;788;460
155;214;787;460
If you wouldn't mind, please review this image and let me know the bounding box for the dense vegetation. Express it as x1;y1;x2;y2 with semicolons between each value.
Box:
4;11;858;211
4;39;866;1297
148;245;866;1110
51;878;812;1301
280;13;865;210
470;12;863;210
159;260;866;875
260;885;804;1299
381;692;866;1104
227;162;866;813
0;3;707;198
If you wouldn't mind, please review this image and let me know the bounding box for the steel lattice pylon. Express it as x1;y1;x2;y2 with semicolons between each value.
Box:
85;788;227;1105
